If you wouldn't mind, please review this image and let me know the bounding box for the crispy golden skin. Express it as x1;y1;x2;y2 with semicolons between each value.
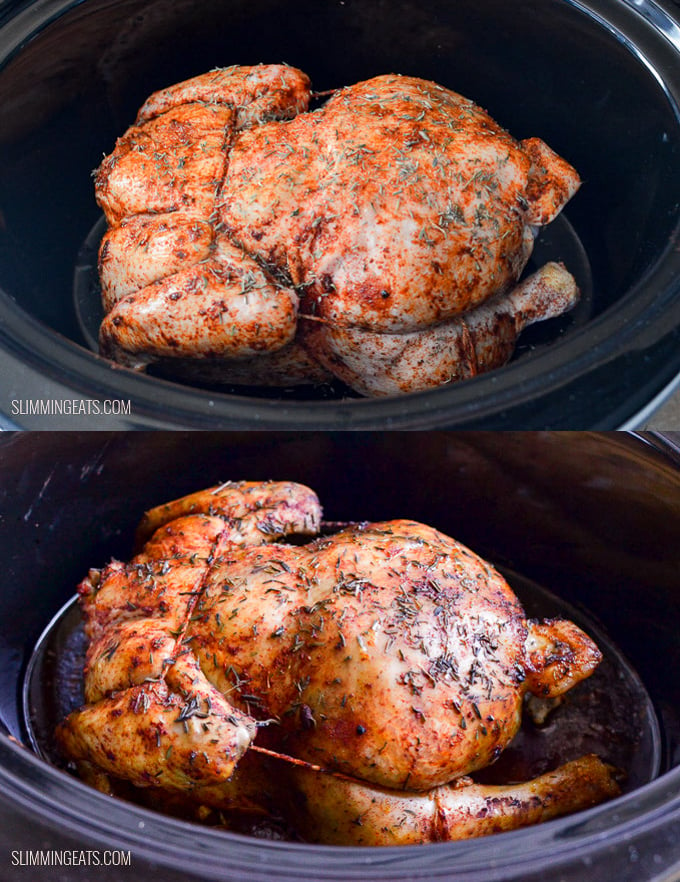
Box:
57;481;617;843
95;65;581;393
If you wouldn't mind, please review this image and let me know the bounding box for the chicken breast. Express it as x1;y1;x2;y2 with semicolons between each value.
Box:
95;65;581;394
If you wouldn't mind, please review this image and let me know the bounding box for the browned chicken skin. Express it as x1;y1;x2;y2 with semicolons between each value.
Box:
95;65;581;394
57;482;618;844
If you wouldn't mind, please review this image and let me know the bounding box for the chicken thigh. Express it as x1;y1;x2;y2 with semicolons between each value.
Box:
96;65;581;394
57;481;618;843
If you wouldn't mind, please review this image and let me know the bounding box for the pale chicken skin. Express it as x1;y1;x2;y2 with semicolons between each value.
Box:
56;482;618;844
96;64;581;394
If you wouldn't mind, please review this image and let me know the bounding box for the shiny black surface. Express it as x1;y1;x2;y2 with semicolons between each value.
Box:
0;432;679;879
0;0;679;427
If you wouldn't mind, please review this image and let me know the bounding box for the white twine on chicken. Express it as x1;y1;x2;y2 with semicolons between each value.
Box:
297;313;333;324
249;744;358;783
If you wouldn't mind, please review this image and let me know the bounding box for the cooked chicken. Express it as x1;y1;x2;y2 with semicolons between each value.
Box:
95;64;581;394
56;481;618;843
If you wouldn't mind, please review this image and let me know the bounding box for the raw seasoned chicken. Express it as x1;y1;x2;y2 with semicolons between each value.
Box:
95;64;581;394
57;481;618;843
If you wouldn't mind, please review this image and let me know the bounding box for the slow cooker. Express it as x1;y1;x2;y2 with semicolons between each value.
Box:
1;0;680;428
0;430;679;880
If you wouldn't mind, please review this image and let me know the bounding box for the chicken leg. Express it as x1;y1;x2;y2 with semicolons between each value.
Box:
300;261;579;396
285;753;619;845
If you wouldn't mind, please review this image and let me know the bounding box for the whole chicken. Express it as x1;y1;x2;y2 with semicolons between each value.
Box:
95;64;581;396
57;481;619;844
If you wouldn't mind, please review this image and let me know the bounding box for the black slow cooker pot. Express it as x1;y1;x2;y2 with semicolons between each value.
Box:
1;0;680;429
0;430;679;880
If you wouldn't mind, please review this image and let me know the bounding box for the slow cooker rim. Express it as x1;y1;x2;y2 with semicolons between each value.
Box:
2;0;680;429
1;734;679;880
